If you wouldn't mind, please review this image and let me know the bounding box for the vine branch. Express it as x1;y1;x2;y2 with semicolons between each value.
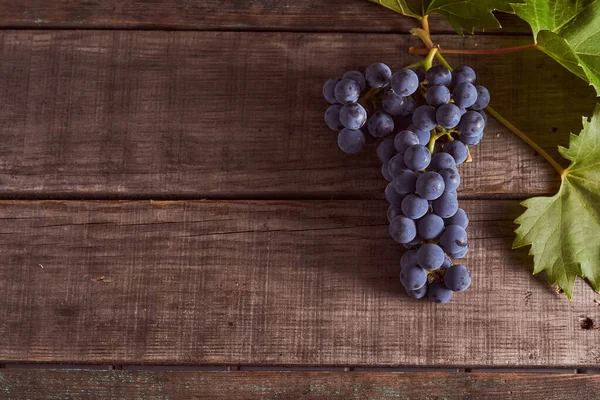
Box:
409;43;537;56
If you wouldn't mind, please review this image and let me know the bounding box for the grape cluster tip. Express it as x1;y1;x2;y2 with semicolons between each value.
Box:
323;63;490;304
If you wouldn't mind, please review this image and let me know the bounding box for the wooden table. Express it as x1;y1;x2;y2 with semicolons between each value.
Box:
0;1;599;399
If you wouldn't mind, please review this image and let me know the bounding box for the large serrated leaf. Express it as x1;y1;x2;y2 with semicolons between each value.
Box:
514;104;600;299
514;0;600;95
367;0;520;34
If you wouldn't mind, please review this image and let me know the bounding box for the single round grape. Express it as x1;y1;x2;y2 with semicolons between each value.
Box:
448;246;468;259
334;78;361;104
385;182;405;205
391;69;419;96
439;168;460;192
451;66;476;87
443;140;468;164
387;204;403;223
343;70;366;91
337;128;365;154
367;110;394;137
426;84;451;106
452;82;478;108
444;207;468;228
417;213;445;240
401;249;418;268
382;90;406;115
459;131;483;145
444;264;471;292
416;171;445;200
401;95;416;116
432;191;458;218
324;104;343;130
389;215;417;244
412;105;437;131
440;225;468;254
408;124;430;145
394;130;420;153
339;102;367;129
426;65;452;87
417;243;445;271
365;62;392;88
376;137;396;163
476;109;488;127
436;103;462;129
322;78;341;104
406;285;427;299
471;85;490;110
401;194;429;219
458;111;485;136
400;264;427;290
392;169;418;194
404;144;431;171
388;153;407;177
382;162;393;182
403;234;423;249
441;255;452;269
411;67;426;82
428;282;453;304
429;152;456;171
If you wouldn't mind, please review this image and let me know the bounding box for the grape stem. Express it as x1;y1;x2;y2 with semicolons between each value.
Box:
423;47;438;71
410;43;537;56
427;130;446;153
413;18;565;176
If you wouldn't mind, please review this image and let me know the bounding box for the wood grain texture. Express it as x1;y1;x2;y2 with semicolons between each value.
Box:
0;200;598;367
0;31;595;198
2;1;530;33
2;371;600;400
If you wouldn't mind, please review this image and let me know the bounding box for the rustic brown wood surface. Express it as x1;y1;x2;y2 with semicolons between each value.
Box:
0;200;598;366
1;1;530;33
0;31;595;198
2;370;600;399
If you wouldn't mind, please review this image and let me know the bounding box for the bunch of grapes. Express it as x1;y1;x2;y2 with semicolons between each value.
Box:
322;63;490;304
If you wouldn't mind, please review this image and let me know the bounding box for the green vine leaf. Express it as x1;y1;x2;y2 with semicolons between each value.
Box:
513;0;600;95
367;0;521;34
513;104;600;299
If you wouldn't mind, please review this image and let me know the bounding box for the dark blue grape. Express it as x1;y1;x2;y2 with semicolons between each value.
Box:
441;255;452;269
401;194;429;219
323;78;341;104
444;207;468;228
417;243;445;270
388;153;407;178
324;104;343;130
416;171;445;200
404;144;431;171
436;103;461;129
385;182;405;205
394;130;420;153
406;285;427;299
400;264;427;290
367;110;394;137
389;215;417;244
426;85;451;106
439;168;460;192
382;162;393;182
365;63;392;88
432;191;458;218
429;153;456;171
337;128;365;154
417;213;445;240
334;78;361;104
471;85;490;110
444;264;471;292
339;103;367;129
382;90;406;115
343;70;366;91
459;131;483;145
387;204;403;223
449;247;468;259
401;95;416;116
443;140;468;164
376;137;396;163
392;169;418;194
476;110;488;127
401;249;419;268
426;65;452;87
440;225;468;254
408;124;431;145
451;66;476;87
411;67;426;82
428;282;453;304
458;111;485;136
412;105;437;131
391;69;419;96
452;82;478;108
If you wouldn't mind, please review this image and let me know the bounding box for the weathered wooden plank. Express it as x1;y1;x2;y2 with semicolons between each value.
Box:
0;31;595;198
2;1;530;33
0;200;598;366
1;371;599;399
